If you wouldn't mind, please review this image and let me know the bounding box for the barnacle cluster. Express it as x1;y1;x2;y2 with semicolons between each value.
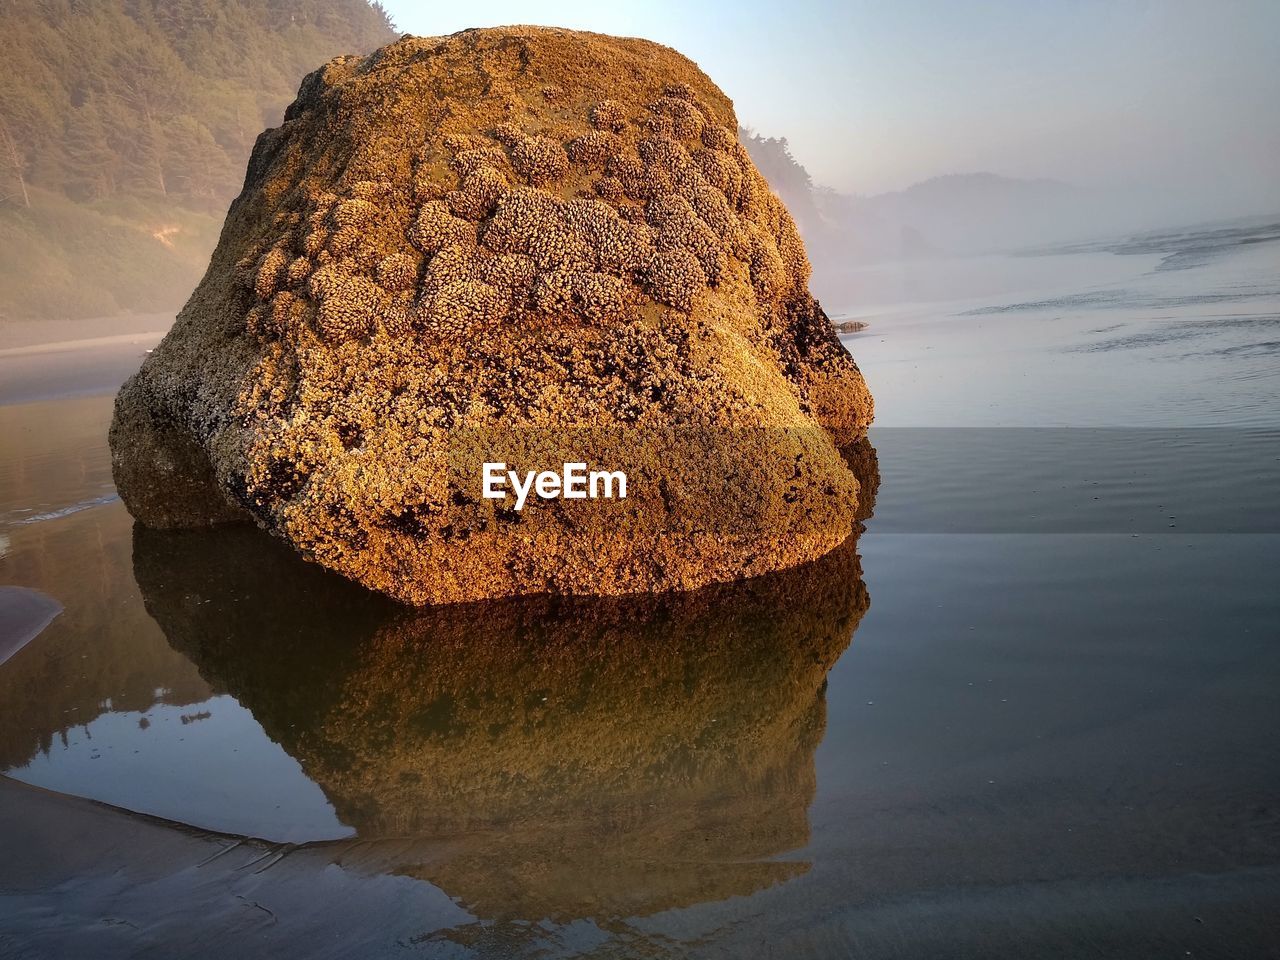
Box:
111;27;874;605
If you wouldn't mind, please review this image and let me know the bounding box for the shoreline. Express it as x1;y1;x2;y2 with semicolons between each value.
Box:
0;312;173;352
4;773;1278;958
0;331;168;360
0;330;164;407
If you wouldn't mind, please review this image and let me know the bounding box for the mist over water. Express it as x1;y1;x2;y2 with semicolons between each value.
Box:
5;1;1276;329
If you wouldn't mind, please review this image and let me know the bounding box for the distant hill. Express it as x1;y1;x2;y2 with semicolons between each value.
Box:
824;173;1083;256
0;0;396;323
737;136;1106;265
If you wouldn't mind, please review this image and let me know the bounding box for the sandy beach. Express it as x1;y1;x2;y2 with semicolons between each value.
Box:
0;318;167;407
0;336;161;406
2;229;1278;958
5;768;1279;959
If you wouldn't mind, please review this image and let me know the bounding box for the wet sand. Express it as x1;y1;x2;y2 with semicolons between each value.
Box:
0;777;466;960
4;773;1278;959
2;230;1278;958
0;313;172;351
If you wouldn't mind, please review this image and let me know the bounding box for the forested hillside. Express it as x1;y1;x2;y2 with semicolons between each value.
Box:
0;0;395;323
739;129;824;238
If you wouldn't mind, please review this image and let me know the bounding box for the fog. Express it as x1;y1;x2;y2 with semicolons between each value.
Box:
383;0;1280;252
3;0;1277;330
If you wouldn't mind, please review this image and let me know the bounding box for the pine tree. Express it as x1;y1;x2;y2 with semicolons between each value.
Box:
63;103;115;201
165;114;228;205
0;116;31;208
0;0;398;319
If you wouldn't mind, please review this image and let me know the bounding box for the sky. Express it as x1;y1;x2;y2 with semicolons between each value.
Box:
378;0;1280;213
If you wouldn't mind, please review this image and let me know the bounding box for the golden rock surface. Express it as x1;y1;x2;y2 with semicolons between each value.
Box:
111;26;874;604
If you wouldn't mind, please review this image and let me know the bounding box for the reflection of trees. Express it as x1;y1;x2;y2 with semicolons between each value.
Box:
0;395;211;770
0;503;210;771
130;440;878;921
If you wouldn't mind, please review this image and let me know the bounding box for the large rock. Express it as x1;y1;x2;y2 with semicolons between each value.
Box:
111;26;874;605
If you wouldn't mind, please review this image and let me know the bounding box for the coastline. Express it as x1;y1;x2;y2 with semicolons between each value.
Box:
4;773;1278;958
0;328;164;407
0;313;173;352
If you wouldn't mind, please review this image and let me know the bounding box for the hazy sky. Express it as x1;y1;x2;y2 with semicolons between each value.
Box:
379;0;1279;211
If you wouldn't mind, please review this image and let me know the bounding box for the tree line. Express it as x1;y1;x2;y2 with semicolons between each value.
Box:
0;0;395;212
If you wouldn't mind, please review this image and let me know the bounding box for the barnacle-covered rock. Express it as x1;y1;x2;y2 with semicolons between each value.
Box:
111;26;874;605
590;98;627;133
374;252;418;292
510;134;570;187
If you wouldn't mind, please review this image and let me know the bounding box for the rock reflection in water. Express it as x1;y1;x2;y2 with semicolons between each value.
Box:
131;441;877;920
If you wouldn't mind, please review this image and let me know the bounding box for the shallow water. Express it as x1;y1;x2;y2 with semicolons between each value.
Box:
1;218;1278;958
834;216;1280;428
